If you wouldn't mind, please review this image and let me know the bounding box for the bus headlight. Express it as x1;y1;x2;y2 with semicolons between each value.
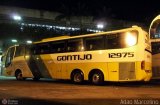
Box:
125;32;137;46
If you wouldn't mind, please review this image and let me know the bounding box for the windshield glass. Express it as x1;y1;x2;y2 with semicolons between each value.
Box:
150;19;160;39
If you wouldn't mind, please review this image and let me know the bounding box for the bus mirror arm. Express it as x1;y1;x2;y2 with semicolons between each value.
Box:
6;62;12;67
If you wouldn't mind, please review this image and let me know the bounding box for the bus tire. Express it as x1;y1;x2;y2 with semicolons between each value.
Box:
15;70;24;80
90;71;104;85
71;70;84;84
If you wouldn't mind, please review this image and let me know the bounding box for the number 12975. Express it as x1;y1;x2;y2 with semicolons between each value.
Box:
108;52;134;58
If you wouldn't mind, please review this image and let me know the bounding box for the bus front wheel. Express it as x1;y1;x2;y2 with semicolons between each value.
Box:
71;70;84;84
15;70;24;80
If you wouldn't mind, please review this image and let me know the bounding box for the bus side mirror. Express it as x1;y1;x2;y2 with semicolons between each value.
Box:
5;62;11;67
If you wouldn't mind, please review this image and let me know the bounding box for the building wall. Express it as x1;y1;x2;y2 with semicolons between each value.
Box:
0;6;146;53
0;6;61;20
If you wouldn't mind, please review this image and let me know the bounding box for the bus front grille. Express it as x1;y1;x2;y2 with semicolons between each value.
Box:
119;62;136;80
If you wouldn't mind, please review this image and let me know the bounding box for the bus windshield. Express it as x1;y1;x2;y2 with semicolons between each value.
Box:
150;15;160;39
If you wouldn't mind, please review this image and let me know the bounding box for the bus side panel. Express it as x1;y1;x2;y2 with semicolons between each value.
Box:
40;54;60;79
108;62;136;81
13;56;33;78
107;62;118;81
62;62;108;81
34;55;52;78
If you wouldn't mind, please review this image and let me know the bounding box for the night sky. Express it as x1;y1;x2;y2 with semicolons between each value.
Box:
0;0;160;25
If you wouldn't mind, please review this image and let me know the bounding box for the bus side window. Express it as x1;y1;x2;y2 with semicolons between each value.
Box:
32;43;51;55
25;45;32;55
89;44;93;50
106;34;121;49
85;36;104;51
67;39;82;52
50;41;65;53
31;45;40;55
15;46;25;57
31;46;37;55
39;43;50;54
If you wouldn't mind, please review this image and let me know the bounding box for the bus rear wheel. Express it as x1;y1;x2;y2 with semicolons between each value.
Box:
71;71;84;84
91;71;104;85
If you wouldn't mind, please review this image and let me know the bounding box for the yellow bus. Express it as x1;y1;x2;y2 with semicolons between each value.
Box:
2;26;152;85
149;15;160;79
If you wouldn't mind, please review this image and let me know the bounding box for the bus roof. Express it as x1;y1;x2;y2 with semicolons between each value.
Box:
42;36;70;41
34;26;144;44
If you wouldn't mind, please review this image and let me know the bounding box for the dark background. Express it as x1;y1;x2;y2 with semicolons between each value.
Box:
0;0;159;25
0;0;159;50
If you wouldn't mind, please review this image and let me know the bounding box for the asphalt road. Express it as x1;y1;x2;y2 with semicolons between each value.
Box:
0;76;160;105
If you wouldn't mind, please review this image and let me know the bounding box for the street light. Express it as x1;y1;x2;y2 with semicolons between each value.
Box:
26;40;32;44
11;39;18;43
97;23;104;29
12;15;22;21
